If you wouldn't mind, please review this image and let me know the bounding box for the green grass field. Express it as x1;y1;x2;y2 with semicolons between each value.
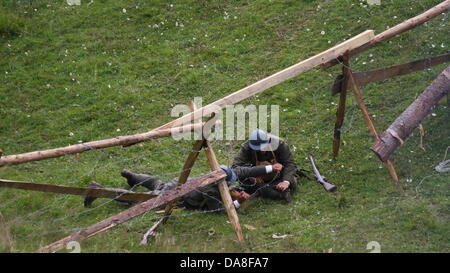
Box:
0;0;449;253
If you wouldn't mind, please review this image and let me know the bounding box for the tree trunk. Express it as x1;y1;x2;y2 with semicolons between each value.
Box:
371;65;450;162
0;121;207;167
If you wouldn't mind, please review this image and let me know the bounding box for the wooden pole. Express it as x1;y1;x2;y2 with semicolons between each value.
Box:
202;123;245;245
336;53;450;92
36;169;227;253
0;211;13;252
322;1;450;69
332;53;350;159
347;71;400;184
0;179;157;203
371;65;450;161
0;121;209;167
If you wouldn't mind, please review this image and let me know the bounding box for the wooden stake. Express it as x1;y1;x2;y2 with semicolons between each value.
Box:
202;122;245;246
348;71;400;184
332;53;350;159
0;211;13;252
161;139;205;222
140;218;163;245
36;170;227;253
0;179;157;203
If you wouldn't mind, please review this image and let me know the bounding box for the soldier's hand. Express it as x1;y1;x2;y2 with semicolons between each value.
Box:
276;181;290;191
273;163;283;172
237;191;251;203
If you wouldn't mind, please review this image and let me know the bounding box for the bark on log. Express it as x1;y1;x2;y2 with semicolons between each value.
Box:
0;179;157;203
371;65;450;162
0;121;207;167
322;1;450;69
36;169;227;253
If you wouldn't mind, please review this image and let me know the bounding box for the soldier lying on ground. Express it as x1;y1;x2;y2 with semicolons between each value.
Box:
83;163;283;212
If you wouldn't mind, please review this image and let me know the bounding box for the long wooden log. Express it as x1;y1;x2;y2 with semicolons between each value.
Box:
0;31;374;167
0;121;207;167
322;1;450;69
371;65;450;162
333;53;450;94
0;179;157;203
156;30;374;131
36;169;227;253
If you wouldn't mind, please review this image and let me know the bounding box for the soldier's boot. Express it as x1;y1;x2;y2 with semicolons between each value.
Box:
280;189;292;203
84;181;104;207
120;169;160;190
259;187;292;203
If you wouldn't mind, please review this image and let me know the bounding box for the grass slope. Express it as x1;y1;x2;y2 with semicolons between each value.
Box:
0;0;448;252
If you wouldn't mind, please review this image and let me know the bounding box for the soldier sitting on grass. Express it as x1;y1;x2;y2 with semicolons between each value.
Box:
232;129;298;203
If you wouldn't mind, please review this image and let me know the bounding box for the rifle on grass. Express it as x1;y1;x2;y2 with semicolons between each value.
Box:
307;154;337;192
